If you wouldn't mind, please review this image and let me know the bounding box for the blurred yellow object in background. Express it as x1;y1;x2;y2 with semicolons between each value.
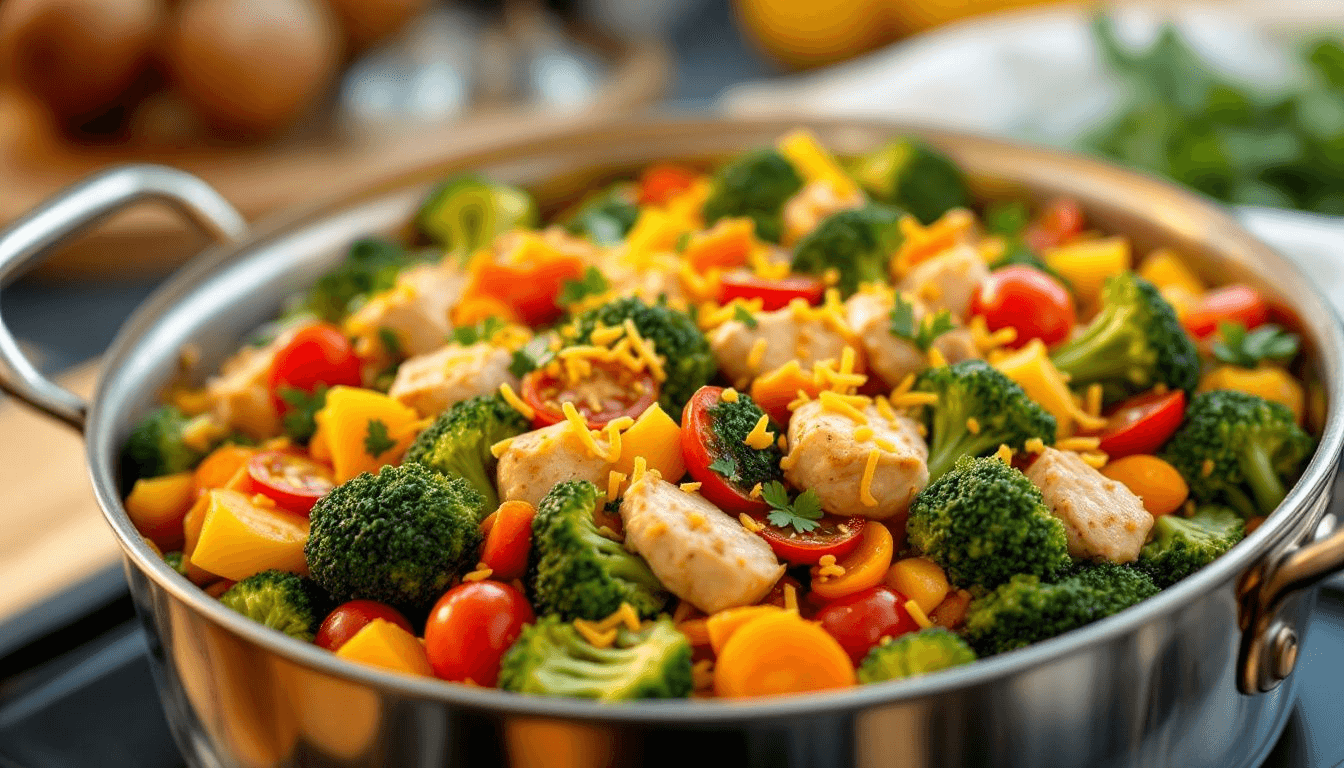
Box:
882;0;1064;38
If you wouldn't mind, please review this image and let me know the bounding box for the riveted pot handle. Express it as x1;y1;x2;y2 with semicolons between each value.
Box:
0;165;247;431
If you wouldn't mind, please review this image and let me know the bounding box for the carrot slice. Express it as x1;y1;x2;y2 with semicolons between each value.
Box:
705;605;783;656
713;612;855;698
194;444;257;493
809;520;894;601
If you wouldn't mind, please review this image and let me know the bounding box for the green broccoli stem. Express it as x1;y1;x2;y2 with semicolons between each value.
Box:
927;431;1004;483
1049;306;1142;385
590;532;663;592
1240;443;1288;516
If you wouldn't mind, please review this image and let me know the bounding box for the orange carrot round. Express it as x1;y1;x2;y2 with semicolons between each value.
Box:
1101;454;1188;517
810;520;894;601
713;612;855;698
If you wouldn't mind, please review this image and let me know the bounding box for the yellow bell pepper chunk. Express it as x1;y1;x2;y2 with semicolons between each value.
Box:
1200;365;1305;424
992;340;1106;438
776;128;861;199
191;489;310;582
1044;237;1131;305
623;207;689;268
612;403;686;482
1139;248;1204;296
335;619;433;677
314;386;422;482
125;472;197;548
884;557;950;615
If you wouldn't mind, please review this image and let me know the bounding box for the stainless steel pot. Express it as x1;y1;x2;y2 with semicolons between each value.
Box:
4;118;1344;768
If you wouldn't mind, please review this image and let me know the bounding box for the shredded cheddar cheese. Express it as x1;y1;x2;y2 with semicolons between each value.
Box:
854;425;874;442
966;417;981;434
786;389;813;413
574;620;618;648
927;346;949;369
607;470;628;502
905;599;934;629
859;449;881;507
819;390;869;423
874;437;898;453
744;414;775;450
1081;452;1109;469
747;338;768;371
783;583;799;613
486;435;512;459
1201;458;1215;477
739;513;764;532
562;402;606;459
748;482;764;499
995;444;1014;463
498;382;535;420
1085;384;1104;418
890;392;939;408
680;482;703;493
463;565;494;582
721;387;740;403
1025;437;1047;454
631;455;649;484
1057;436;1101;452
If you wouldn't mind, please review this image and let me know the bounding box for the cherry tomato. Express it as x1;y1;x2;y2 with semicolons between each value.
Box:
749;513;866;566
638;163;699;206
718;273;825;311
423;581;534;686
1024;198;1085;252
315;600;414;652
1183;284;1270;340
680;386;770;514
814;585;920;665
1095;388;1186;459
520;361;659;429
970;265;1075;348
245;450;334;515
481;500;536;581
268;324;362;409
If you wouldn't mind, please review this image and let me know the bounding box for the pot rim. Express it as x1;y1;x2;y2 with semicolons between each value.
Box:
85;115;1344;722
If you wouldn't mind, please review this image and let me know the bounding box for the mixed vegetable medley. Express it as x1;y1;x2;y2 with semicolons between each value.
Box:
121;129;1318;701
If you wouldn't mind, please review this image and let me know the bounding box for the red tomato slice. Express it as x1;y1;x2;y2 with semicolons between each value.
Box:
749;513;866;566
520;361;659;429
814;585;920;665
245;450;335;516
315;600;414;652
1182;284;1270;340
970;265;1075;348
1095;389;1186;459
423;581;534;686
1024;198;1085;252
481;500;536;581
718;273;825;311
268;323;362;409
680;386;770;514
638;164;699;206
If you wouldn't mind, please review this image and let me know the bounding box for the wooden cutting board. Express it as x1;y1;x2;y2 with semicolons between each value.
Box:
0;361;122;622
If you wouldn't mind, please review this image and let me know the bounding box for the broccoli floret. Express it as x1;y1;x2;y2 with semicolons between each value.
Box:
219;570;332;642
529;480;668;621
305;462;485;611
1161;390;1314;517
702;149;804;243
121;406;212;484
913;360;1057;482
568;296;715;415
416;175;537;261
498;615;692;700
1049;272;1200;398
907;456;1071;589
296;238;415;323
790;204;904;297
405;394;530;512
963;563;1159;656
1138;506;1245;587
856;628;977;684
847;138;971;225
703;391;784;494
565;183;641;246
162;551;188;577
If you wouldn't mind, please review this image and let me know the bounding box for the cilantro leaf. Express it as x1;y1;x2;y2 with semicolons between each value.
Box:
707;456;736;476
916;310;956;351
761;481;823;534
278;384;327;443
363;418;397;458
732;304;759;329
888;293;918;340
1212;322;1300;367
452;316;506;346
889;293;955;351
559;266;610;306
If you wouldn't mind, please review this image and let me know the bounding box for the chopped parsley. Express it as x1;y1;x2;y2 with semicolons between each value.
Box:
278;384;327;443
732;304;759;329
704;392;784;491
1212;322;1299;367
707;456;736;476
363;418;396;458
761;481;824;534
559;266;610;306
451;316;506;346
888;293;956;351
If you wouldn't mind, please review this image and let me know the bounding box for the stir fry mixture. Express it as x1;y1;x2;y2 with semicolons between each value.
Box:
121;130;1317;701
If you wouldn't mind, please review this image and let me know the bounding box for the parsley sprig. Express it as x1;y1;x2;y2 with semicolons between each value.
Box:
278;384;327;443
364;418;397;458
761;481;824;534
558;266;610;306
732;304;759;329
888;293;955;351
451;316;506;346
1213;322;1299;367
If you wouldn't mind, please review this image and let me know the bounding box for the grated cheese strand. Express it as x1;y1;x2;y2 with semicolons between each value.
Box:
1025;437;1047;454
743;414;775;450
680;481;703;493
966;417;981;435
854;425;874;442
748;482;764;499
721;387;740;403
1057;436;1101;452
890;392;939;408
562;402;606;460
859;449;881;507
631;455;649;484
783;583;799;613
739;513;764;532
818;390;870;424
574;620;618;648
995;444;1013;464
607;470;628;503
489;437;515;459
905;599;934;629
747;338;768;371
463;566;494;582
498;382;535;420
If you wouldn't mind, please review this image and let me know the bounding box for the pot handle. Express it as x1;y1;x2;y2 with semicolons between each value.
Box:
0;165;247;431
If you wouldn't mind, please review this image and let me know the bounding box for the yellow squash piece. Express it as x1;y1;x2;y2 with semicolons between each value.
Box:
335;619;433;677
1044;237;1131;306
884;557;950;615
776;129;861;198
992;340;1104;438
613;403;686;482
190;489;310;582
125;472;196;549
1200;365;1305;424
1139;248;1204;296
314;386;422;482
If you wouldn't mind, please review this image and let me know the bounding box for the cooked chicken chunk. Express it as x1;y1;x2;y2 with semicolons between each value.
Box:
496;422;611;507
1026;448;1154;563
620;475;784;614
709;306;857;388
206;321;315;439
898;245;990;320
782;179;866;245
845;291;980;388
346;261;466;361
784;399;929;519
388;342;518;418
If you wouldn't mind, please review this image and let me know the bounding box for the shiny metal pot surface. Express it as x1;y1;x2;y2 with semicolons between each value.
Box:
3;118;1344;768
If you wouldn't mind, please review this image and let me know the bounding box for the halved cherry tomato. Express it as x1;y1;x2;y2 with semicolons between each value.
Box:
481;500;536;581
315;600;414;652
1182;285;1269;340
245;450;335;516
638;163;699;206
680;386;771;514
423;581;534;686
268;324;362;410
1095;388;1186;459
520;361;659;429
749;513;865;566
809;521;895;601
970;265;1075;348
814;585;920;665
718;273;825;311
1024;198;1085;252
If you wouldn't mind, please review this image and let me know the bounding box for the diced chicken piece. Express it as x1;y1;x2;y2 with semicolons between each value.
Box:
782;180;866;245
784;399;928;519
620;475;784;614
388;342;518;418
205;321;315;439
899;245;990;320
845;291;981;388
709;306;856;388
347;261;467;361
496;422;611;507
1026;448;1154;563
603;253;688;308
